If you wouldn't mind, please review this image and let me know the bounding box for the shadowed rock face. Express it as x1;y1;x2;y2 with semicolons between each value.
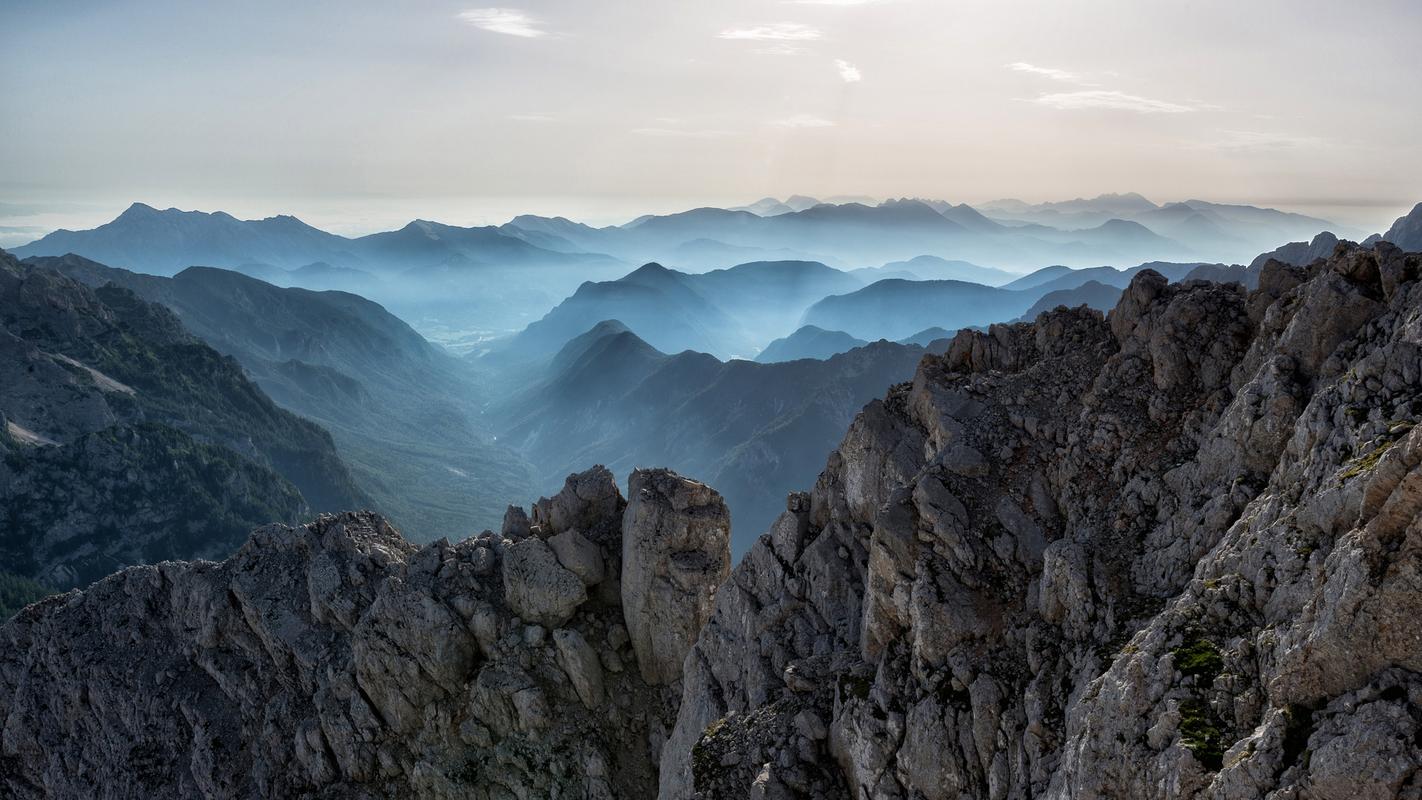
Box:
7;243;1422;800
0;466;728;799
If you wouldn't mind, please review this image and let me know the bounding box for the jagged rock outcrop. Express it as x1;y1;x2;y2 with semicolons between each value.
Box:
621;468;733;685
8;242;1422;800
663;241;1422;799
0;466;730;799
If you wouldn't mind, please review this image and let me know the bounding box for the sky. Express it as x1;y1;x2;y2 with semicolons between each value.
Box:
2;0;1420;242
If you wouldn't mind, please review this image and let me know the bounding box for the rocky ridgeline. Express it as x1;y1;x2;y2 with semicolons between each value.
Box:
6;242;1422;799
0;467;730;798
663;241;1422;799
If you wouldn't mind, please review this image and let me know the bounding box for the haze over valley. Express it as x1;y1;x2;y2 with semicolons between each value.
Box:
6;1;1422;797
8;197;1422;556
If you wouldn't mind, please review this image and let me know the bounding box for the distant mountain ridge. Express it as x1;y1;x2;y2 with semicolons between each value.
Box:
491;322;947;550
1381;202;1422;251
32;253;536;539
0;248;367;588
490;260;864;361
755;325;868;363
11;195;1359;343
14;204;629;334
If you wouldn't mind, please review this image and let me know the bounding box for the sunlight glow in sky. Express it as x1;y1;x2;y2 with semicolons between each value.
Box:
2;0;1419;237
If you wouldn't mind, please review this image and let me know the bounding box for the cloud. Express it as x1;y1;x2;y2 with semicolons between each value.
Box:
1030;90;1196;114
790;0;885;4
457;9;546;38
1198;130;1328;152
509;113;556;122
1007;62;1088;84
719;23;823;41
755;43;809;55
772;114;836;128
631;127;737;138
835;59;862;82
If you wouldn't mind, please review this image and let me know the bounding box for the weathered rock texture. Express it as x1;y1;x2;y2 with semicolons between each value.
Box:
663;242;1422;799
7;243;1422;800
0;466;728;799
622;468;733;685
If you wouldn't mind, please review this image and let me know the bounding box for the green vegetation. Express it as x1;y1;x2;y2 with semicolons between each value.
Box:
18;277;367;514
1172;638;1224;682
3;424;305;587
1340;440;1397;480
1280;704;1314;768
690;717;729;789
1340;420;1414;480
0;571;54;619
1178;698;1226;770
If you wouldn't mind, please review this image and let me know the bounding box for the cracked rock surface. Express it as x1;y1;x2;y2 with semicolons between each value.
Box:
665;242;1422;799
1;466;727;799
8;244;1422;800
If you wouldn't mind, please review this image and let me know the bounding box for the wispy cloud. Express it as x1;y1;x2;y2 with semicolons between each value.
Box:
835;59;862;82
789;0;885;4
632;127;737;138
719;23;823;41
509;113;556;122
1007;62;1089;85
457;8;546;38
755;43;808;55
1197;130;1328;152
772;114;836;128
1031;90;1196;114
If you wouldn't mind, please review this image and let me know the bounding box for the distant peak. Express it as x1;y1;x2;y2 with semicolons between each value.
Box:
1098;218;1147;230
117;202;160;218
624;261;672;277
588;319;631;335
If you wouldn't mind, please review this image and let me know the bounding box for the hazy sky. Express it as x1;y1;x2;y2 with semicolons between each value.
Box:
3;0;1420;240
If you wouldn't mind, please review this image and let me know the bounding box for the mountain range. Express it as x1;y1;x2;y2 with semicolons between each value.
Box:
13;243;1422;798
487;260;864;361
0;248;367;588
13;194;1375;344
755;325;869;363
491;321;948;549
31;253;536;539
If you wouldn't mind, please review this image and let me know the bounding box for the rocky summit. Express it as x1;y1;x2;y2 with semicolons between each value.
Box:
6;242;1422;799
1;465;730;799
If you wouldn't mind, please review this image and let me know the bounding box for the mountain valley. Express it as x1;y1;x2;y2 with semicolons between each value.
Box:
8;241;1422;799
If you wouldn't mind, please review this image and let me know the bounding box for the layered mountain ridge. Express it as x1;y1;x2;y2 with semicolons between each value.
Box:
28;253;537;539
0;249;368;588
6;242;1422;799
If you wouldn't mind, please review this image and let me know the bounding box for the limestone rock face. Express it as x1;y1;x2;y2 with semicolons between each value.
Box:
665;245;1422;800
9;244;1422;800
0;466;704;799
622;468;733;685
501;536;587;626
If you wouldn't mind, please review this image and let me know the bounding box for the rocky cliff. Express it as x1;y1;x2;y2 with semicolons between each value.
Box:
5;243;1422;799
663;241;1422;798
1;466;730;799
